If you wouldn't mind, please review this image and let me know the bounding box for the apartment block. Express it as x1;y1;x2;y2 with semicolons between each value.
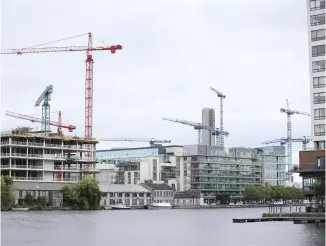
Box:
1;127;99;183
307;0;325;149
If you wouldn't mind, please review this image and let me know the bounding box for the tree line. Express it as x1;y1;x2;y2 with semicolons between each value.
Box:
243;185;303;202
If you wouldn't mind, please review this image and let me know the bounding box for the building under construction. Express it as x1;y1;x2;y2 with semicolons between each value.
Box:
0;127;99;183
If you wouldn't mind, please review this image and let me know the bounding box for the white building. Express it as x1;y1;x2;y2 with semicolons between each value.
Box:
201;108;216;146
99;184;152;206
96;145;182;189
1;127;98;183
306;0;325;149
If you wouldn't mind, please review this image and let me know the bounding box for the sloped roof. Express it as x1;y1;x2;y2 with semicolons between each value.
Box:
174;190;201;199
140;183;174;191
100;184;150;193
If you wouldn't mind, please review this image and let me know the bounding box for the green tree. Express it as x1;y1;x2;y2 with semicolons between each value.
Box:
1;176;14;210
311;178;325;205
243;185;303;202
61;176;101;210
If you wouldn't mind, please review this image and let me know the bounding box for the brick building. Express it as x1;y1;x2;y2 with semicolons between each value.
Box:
299;150;325;197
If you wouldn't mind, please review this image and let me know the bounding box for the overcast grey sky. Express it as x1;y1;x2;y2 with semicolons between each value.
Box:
1;0;311;164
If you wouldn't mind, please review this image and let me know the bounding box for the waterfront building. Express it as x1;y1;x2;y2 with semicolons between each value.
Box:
299;150;325;198
260;146;287;186
201;108;216;146
298;0;326;199
96;145;183;187
99;184;152;207
181;145;263;203
0;127;98;183
174;190;201;207
306;0;325;149
140;180;175;204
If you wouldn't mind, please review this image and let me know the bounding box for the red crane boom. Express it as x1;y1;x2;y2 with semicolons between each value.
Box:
1;32;123;162
1;32;122;140
6;111;76;133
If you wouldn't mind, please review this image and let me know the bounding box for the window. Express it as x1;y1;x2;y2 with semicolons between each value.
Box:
313;76;326;88
312;60;325;73
314;108;326;120
313;92;325;104
312;45;325;57
311;14;326;26
310;0;325;10
316;156;325;169
132;199;137;205
314;124;325;136
312;29;326;42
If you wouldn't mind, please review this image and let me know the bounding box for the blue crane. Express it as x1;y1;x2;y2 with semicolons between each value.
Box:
162;117;229;145
35;85;53;135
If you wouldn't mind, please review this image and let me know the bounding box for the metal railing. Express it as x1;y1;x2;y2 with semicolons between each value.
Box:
0;153;65;159
1;141;92;151
12;176;79;182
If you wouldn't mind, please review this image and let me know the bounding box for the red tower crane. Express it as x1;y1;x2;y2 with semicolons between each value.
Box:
1;32;122;140
5;111;76;134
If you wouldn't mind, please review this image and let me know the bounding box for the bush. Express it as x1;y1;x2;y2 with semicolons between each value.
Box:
1;176;14;211
61;176;101;210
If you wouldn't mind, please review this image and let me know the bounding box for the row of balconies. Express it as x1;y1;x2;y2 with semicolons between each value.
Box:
1;141;93;151
9;176;80;182
0;153;96;162
1;164;99;172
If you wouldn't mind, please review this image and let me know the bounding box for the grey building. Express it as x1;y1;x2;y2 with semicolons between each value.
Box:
182;145;263;203
174;190;201;207
140;181;175;204
202;108;216;146
13;181;65;207
260;146;287;186
99;184;152;206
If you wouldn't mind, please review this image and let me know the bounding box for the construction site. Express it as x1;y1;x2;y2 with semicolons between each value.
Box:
0;32;313;195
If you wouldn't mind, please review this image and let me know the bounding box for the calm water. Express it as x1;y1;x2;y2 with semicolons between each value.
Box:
1;208;325;246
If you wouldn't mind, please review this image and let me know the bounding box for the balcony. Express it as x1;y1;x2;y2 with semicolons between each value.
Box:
0;141;92;151
12;176;79;182
0;153;66;160
299;165;325;173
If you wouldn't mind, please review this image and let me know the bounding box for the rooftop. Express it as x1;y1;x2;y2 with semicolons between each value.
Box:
1;129;98;144
140;182;175;191
99;184;150;193
97;145;183;152
174;190;201;199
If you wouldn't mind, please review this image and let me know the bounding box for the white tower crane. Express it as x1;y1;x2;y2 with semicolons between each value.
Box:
280;99;310;175
209;86;226;147
162;117;229;145
99;138;171;147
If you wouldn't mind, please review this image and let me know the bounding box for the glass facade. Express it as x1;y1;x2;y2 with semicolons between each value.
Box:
96;147;170;164
183;145;263;201
261;146;287;186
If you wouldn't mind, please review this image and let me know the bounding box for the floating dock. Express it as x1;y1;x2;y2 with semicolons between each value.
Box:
233;217;325;224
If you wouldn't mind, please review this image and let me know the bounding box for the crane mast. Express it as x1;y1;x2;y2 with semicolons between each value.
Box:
1;33;123;163
209;86;226;147
280;99;310;178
